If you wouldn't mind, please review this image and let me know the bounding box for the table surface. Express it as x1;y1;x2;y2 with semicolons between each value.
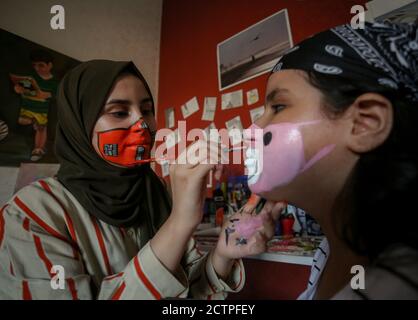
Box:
246;251;313;266
195;225;318;266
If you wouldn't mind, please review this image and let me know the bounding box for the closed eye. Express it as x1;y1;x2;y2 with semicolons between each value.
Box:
271;104;286;114
110;111;130;118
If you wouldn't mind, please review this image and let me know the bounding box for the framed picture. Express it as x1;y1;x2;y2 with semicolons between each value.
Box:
374;0;418;23
217;9;293;91
0;28;80;166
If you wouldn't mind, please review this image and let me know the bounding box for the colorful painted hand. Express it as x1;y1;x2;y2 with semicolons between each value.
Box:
235;214;266;239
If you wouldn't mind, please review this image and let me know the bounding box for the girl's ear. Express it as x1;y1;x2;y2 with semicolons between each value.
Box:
345;93;393;153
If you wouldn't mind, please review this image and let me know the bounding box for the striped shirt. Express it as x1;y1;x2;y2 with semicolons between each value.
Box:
0;177;245;300
297;238;329;300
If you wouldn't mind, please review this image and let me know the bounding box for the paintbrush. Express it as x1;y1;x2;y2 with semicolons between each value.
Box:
223;146;248;152
136;157;172;164
138;146;247;163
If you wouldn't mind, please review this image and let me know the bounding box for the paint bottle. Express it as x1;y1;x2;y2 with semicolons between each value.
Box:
280;206;295;238
281;217;294;238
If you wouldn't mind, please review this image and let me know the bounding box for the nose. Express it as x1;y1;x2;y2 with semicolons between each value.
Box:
254;112;270;129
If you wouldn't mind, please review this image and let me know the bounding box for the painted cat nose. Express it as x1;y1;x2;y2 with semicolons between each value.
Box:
263;131;272;146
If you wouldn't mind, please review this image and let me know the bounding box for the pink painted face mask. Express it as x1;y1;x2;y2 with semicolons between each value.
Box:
243;121;335;194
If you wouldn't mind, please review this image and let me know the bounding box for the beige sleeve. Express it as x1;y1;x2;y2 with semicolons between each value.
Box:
181;238;246;299
0;198;189;300
0;201;92;299
0;198;244;300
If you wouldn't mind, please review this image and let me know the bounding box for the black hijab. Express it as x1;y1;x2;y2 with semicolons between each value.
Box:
55;60;171;234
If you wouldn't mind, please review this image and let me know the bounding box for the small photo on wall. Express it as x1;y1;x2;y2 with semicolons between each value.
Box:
0;28;80;166
181;97;199;119
221;89;243;110
217;8;293;91
225;116;243;146
201;97;217;121
247;88;259;105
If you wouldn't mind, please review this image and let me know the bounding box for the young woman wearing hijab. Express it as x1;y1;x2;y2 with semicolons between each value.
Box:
0;60;283;299
242;21;418;299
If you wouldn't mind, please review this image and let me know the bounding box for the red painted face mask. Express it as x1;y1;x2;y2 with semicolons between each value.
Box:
97;118;153;167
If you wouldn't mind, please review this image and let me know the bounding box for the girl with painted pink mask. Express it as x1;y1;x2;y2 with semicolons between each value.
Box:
239;22;418;300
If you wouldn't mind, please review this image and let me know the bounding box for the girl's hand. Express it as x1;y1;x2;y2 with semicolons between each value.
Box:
214;201;285;260
211;200;285;279
169;140;227;231
152;140;226;274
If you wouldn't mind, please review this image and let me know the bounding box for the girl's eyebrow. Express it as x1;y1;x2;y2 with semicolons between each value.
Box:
106;97;152;106
140;97;153;105
266;88;290;103
106;99;131;106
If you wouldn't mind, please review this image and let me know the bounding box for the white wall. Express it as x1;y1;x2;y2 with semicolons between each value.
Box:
0;0;163;102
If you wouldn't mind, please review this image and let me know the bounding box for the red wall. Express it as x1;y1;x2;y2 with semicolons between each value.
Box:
228;259;311;300
157;0;366;179
157;0;366;299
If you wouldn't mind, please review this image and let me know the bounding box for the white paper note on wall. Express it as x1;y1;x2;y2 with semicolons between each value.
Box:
204;122;218;141
181;97;200;119
225;116;243;145
246;89;259;105
165;107;175;128
221;90;243;110
202;97;217;121
165;128;181;150
249;105;265;123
